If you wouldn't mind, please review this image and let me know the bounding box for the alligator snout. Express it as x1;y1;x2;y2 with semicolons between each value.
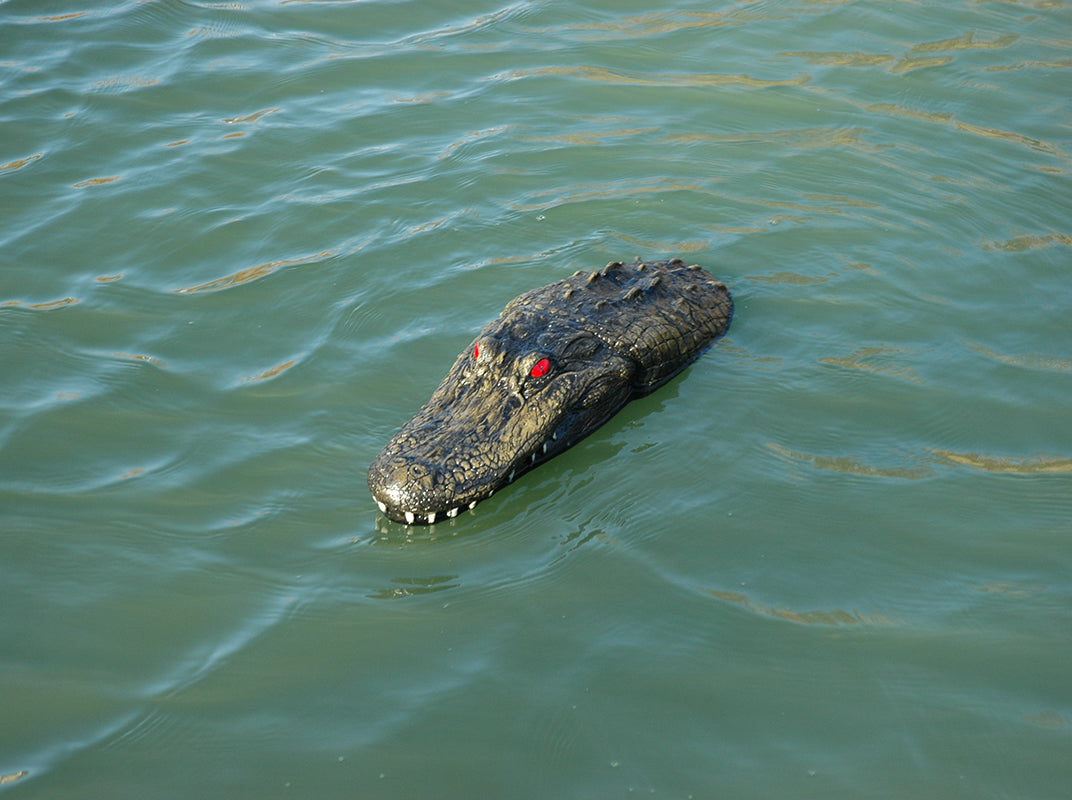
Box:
368;454;468;525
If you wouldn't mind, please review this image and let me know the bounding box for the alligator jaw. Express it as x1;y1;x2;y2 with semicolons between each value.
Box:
370;428;567;525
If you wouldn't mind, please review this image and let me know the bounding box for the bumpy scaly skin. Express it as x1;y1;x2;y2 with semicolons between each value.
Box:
368;258;733;524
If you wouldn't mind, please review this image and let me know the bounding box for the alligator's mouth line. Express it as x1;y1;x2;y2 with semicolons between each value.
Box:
368;258;733;526
375;423;573;525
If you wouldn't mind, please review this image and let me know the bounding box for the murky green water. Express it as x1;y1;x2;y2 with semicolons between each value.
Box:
2;0;1070;797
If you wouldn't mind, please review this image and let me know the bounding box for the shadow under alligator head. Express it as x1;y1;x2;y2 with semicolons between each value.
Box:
368;258;733;525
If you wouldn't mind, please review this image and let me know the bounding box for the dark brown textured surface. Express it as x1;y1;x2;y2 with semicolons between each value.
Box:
368;258;733;524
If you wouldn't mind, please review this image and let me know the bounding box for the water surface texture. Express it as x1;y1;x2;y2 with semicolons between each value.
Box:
2;0;1070;797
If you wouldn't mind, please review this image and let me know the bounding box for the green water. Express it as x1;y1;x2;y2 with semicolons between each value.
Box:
2;0;1070;797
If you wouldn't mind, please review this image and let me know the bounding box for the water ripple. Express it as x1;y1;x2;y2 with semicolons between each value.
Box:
496;64;810;88
700;586;899;627
3;0;1072;795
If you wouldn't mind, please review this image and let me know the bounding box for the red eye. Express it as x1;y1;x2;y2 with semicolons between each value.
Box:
530;358;549;378
473;343;480;359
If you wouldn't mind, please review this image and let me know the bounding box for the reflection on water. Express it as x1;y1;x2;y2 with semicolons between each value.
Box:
369;575;461;600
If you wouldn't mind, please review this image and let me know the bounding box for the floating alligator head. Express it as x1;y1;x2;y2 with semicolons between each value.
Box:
368;258;733;524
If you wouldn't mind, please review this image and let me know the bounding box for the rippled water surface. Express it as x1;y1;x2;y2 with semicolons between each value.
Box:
2;0;1070;797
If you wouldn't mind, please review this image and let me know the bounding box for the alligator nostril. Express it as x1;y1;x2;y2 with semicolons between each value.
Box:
395;460;431;484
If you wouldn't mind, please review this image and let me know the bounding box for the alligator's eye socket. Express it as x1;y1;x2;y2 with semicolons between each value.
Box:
530;358;550;378
473;343;480;360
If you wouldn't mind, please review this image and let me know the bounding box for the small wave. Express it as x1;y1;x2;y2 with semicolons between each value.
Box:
930;449;1072;474
241;357;302;384
701;587;898;627
0;297;81;311
175;251;334;294
766;441;933;480
818;345;927;385
494;64;809;89
864;102;1064;158
0;153;43;172
980;233;1072;252
964;340;1072;372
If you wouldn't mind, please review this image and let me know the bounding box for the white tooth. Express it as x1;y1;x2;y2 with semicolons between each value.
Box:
531;453;536;463
377;501;386;513
448;507;459;518
552;431;558;440
427;512;436;524
509;470;515;482
543;442;548;453
468;500;477;509
404;511;414;524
